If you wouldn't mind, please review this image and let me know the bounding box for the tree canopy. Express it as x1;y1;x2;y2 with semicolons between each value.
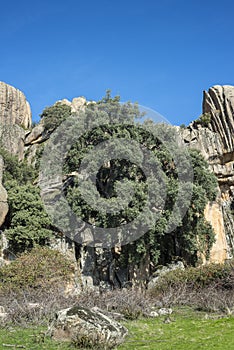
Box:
54;92;218;267
0;148;53;254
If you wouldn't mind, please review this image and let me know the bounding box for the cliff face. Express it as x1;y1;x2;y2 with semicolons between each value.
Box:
0;82;32;158
0;82;31;128
1;81;234;276
182;85;234;262
24;86;234;267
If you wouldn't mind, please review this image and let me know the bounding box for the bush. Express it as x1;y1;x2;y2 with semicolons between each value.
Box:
148;260;234;313
150;260;234;294
40;103;71;132
196;112;211;127
0;246;74;291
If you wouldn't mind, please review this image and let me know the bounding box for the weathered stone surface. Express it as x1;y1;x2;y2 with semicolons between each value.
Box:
0;82;32;158
49;305;128;348
56;96;87;113
0;305;8;321
181;85;234;262
204;202;229;262
0;156;8;228
203;85;234;152
0;124;25;158
0;81;31;129
148;261;184;290
25;124;45;145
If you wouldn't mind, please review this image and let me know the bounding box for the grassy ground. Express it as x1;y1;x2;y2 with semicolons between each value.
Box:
0;308;233;349
119;308;234;350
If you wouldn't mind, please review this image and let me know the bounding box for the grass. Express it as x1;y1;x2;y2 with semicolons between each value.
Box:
0;308;233;349
0;326;75;349
119;308;234;350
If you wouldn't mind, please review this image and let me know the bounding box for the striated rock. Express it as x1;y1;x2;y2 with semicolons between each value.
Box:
0;124;25;159
0;81;31;129
203;85;234;152
181;85;234;262
0;156;8;228
0;82;32;158
48;305;128;348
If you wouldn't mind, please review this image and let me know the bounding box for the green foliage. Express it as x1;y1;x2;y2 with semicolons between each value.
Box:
40;102;71;132
150;259;234;295
180;123;186;129
0;147;53;254
0;147;37;185
196;112;211;127
0;246;73;290
4;183;53;253
62;92;218;269
0;310;233;350
119;310;234;350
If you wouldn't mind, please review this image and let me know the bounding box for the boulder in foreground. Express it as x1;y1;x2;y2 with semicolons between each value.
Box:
48;305;128;349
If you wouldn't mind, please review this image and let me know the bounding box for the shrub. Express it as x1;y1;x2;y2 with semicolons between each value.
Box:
0;246;74;291
150;260;234;295
196;112;211;127
40;103;71;132
148;260;234;312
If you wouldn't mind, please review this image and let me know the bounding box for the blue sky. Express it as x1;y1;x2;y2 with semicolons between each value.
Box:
0;0;234;125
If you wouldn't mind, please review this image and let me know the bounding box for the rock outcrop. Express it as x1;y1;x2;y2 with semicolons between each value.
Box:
181;85;234;262
0;81;31;129
48;305;128;348
0;82;32;158
203;85;234;153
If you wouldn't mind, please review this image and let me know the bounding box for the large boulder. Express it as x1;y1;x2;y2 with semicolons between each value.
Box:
48;305;128;349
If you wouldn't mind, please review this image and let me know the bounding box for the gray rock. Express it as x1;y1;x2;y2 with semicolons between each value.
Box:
0;82;32;158
48;305;128;349
0;305;8;321
147;308;173;317
0;81;31;129
180;85;234;262
25;124;45;145
148;261;184;290
158;308;173;316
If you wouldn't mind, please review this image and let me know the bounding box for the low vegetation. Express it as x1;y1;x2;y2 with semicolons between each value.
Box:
0;308;233;349
0;246;74;291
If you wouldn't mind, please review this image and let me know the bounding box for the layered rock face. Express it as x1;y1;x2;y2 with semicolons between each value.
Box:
182;85;234;262
0;82;31;128
0;82;32;158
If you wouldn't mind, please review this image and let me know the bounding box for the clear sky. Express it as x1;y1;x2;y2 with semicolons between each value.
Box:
0;0;234;125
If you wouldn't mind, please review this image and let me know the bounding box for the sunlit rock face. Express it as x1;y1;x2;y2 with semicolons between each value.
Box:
0;81;31;129
181;85;234;262
0;82;32;158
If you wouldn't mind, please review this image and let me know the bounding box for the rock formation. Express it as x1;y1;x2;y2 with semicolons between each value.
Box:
1;80;234;287
0;82;32;158
0;81;31;128
181;85;234;262
48;305;128;348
